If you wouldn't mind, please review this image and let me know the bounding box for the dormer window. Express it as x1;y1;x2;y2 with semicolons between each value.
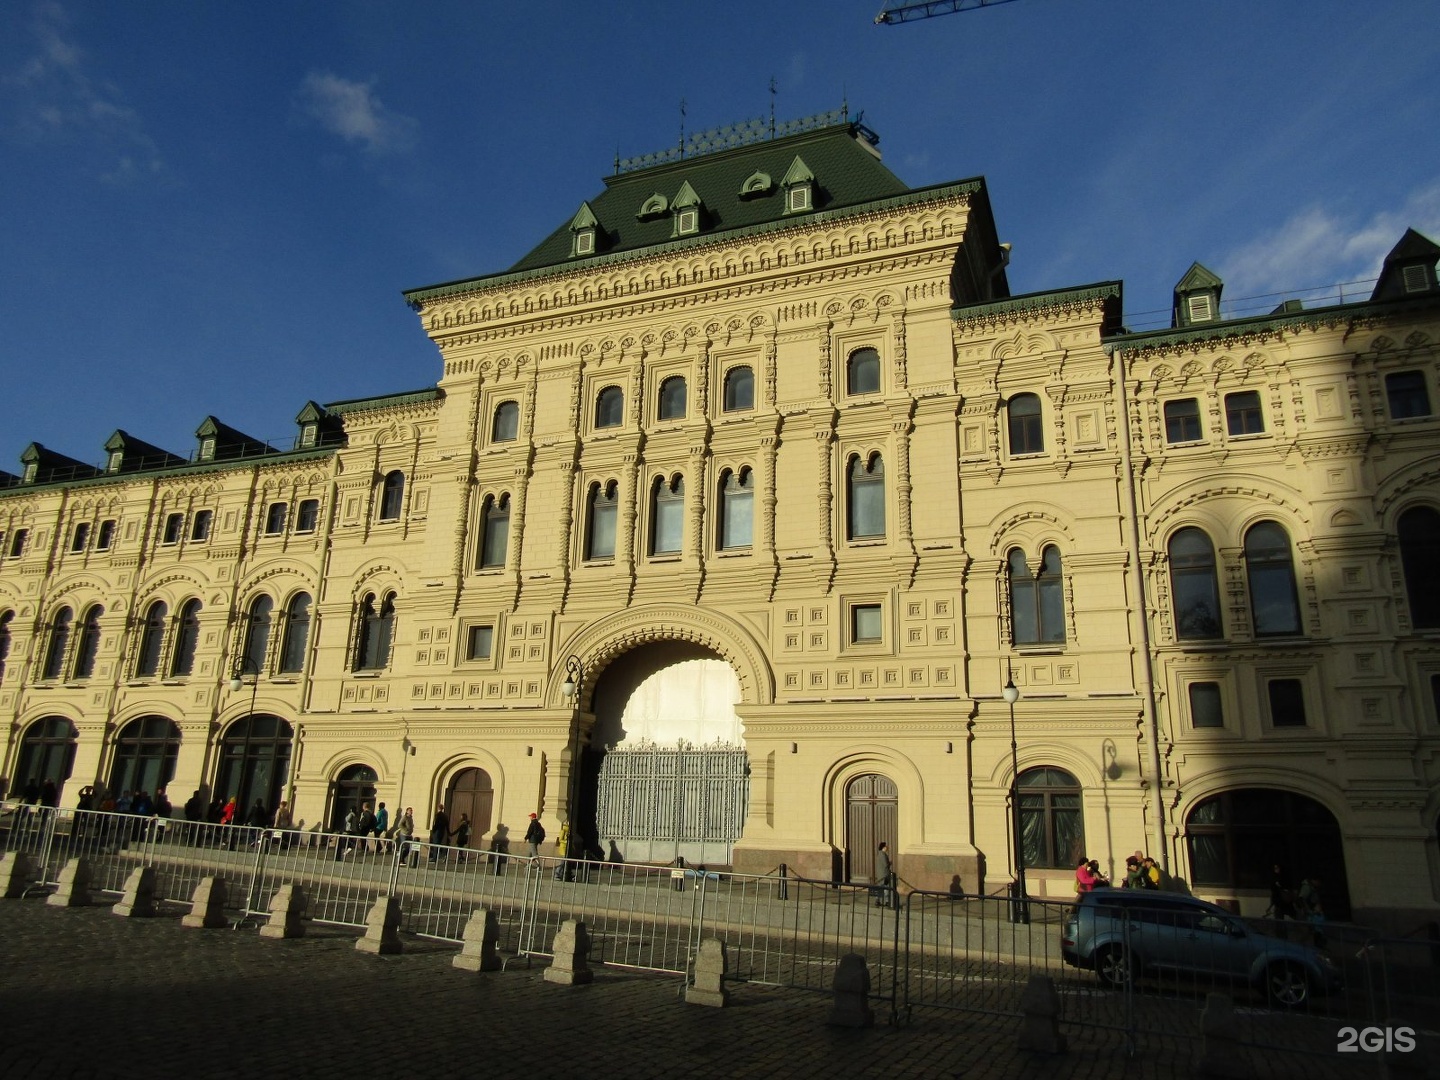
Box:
739;170;772;199
676;209;699;235
299;424;318;449
199;437;216;462
569;201;599;259
575;230;595;256
108;450;124;473
22;463;36;484
637;193;668;219
1403;264;1430;293
1186;294;1215;322
1172;262;1223;328
671;181;702;238
781;155;815;216
786;186;811;213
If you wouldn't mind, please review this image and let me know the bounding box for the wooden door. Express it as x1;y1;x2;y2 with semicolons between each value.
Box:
445;767;493;848
845;774;897;883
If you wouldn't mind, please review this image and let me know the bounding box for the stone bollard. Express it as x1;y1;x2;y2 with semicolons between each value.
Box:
258;883;307;939
543;919;593;985
46;857;92;908
181;876;229;929
685;938;729;1007
452;907;502;972
827;953;874;1028
1197;993;1252;1079
1;852;35;899
113;865;158;918
355;895;403;955
1017;974;1067;1054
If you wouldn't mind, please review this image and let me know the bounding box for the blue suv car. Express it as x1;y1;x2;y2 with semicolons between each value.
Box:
1061;889;1341;1007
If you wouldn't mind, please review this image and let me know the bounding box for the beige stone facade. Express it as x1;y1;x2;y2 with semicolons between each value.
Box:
2;121;1438;930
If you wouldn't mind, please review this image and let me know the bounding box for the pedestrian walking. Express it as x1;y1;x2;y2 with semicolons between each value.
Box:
873;842;897;909
394;806;416;867
429;804;449;863
524;813;545;858
373;801;389;838
450;812;471;858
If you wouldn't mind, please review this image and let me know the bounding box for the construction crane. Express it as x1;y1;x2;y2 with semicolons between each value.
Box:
875;0;1020;24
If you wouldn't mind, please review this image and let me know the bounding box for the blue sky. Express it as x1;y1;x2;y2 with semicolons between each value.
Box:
3;0;1438;467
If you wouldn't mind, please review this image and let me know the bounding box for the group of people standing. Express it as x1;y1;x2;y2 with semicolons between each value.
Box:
1075;853;1163;893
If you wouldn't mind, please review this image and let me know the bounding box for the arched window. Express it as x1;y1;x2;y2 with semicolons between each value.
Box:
847;347;880;395
379;471;405;521
136;600;167;677
595;386;624;429
586;481;618;560
243;595;273;674
279;593;312;673
1245;521;1301;636
109;716;180;800
214;714;293;823
1017;767;1084;870
650;474;685;555
1009;546;1065;645
16;717;77;802
264;502;287;535
847;453;885;540
0;610;12;684
171;599;202;676
72;604;104;679
723;366;754;412
492;400;520;442
478;493;510;569
1169;527;1223;640
354;591;395;671
658;376;687;421
719;467;754;550
1007;393;1044;455
42;607;72;681
1398;506;1440;628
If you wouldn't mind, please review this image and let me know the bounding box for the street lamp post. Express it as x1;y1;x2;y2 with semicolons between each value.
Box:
229;654;262;719
1003;662;1029;924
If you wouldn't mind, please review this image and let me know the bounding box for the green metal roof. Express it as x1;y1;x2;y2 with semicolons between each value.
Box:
322;387;442;415
953;282;1123;323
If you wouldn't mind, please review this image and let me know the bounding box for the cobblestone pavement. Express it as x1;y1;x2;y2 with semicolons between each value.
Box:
0;898;1396;1080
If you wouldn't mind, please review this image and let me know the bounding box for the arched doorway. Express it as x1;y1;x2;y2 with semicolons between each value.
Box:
15;717;77;804
845;774;897;884
214;714;292;824
330;764;378;832
1185;788;1351;919
445;767;493;849
109;716;181;800
580;642;748;865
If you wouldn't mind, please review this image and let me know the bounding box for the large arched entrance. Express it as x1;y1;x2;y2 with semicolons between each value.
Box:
578;642;748;866
109;716;181;801
445;767;493;849
330;764;378;832
15;717;77;804
214;715;293;824
845;774;897;884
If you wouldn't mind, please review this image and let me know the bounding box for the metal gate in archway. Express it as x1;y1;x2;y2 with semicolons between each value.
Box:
595;743;749;867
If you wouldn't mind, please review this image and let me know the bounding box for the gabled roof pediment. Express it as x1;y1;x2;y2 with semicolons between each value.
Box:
671;180;702;209
570;202;599;231
781;155;814;186
1174;262;1223;293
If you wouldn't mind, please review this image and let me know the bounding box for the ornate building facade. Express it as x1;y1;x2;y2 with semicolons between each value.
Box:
2;116;1438;929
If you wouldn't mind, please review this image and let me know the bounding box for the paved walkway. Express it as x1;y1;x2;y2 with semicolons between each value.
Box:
0;898;1388;1080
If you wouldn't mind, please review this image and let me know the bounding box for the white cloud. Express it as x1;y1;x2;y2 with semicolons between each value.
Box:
1220;180;1440;304
295;72;417;155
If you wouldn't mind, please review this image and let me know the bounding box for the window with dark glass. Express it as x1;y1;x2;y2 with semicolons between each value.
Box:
108;716;180;800
1268;678;1307;727
1164;398;1203;443
294;499;319;533
1017;767;1084;870
851;603;882;644
379;471;405;521
1007;394;1044;455
466;625;493;661
354;592;395;671
847;347;880;395
586;481;618;560
478;494;510;569
1169;527;1223;640
1399;506;1440;629
719;468;754;550
9;529;27;557
14;717;77;802
595;386;624;429
492;400;520;442
243;595;273;674
190;509;212;542
1225;391;1265;435
136;601;167;677
846;454;885;540
96;520;116;550
1386;370;1432;419
650;475;685;555
723;366;754;412
264;502;287;535
215;715;293;823
1188;682;1224;728
171;599;202;677
70;522;90;553
1245;521;1302;636
42;607;72;681
1009;546;1065;645
658;376;687;421
0;611;12;685
72;605;103;679
162;513;183;545
279;593;311;673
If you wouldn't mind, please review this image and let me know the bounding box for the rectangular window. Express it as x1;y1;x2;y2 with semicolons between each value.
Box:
851;604;882;644
300;424;318;448
652;494;684;555
1268;678;1307;727
787;186;811;212
575;230;595;256
466;625;493;661
588;502;617;560
1402;264;1429;293
264;502;287;535
9;529;27;558
676;209;698;235
1188;682;1224;728
1186;294;1215;322
199;437;216;462
1165;398;1203;443
295;499;319;533
1224;391;1265;435
96;520;115;551
190;510;212;542
1386;371;1432;419
162;514;183;545
70;522;90;552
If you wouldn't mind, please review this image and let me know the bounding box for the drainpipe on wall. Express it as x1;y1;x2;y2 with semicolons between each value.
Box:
1112;343;1170;871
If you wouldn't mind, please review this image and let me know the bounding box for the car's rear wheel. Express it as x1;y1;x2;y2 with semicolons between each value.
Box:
1265;961;1310;1008
1095;944;1132;989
